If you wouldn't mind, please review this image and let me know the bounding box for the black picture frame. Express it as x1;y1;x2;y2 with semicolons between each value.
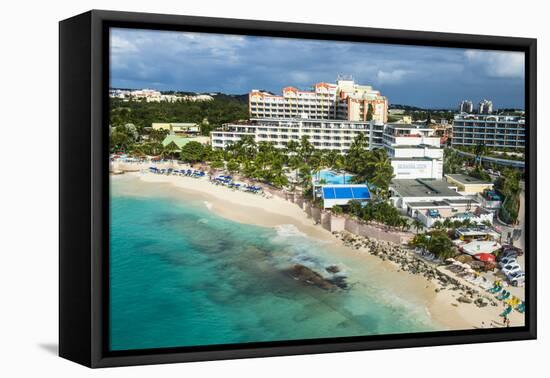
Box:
59;9;537;368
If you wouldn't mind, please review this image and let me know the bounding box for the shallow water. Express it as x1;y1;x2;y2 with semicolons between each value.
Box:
109;175;441;351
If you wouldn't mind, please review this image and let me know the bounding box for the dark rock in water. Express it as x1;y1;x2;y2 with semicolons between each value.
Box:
327;275;349;289
325;265;340;274
285;264;342;290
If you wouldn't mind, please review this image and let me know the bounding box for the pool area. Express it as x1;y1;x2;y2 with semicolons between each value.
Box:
314;169;355;185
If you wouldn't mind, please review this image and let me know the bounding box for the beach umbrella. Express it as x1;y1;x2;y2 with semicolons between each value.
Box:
474;253;496;262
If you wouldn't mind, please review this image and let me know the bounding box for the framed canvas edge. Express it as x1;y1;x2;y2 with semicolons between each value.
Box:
63;9;538;368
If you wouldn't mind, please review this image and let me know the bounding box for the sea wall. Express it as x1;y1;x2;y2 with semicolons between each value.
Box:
311;207;322;224
329;215;346;233
343;218;413;244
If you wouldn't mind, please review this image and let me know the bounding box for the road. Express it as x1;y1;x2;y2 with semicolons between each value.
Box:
450;147;525;169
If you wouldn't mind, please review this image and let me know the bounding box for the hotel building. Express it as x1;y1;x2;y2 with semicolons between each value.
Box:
478;99;493;114
383;124;444;180
211;118;385;153
249;80;388;123
451;114;526;149
459;100;474;113
211;79;388;153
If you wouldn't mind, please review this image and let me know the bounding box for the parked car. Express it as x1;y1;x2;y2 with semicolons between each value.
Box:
502;264;522;276
508;271;525;287
507;270;525;279
501;245;524;257
499;250;518;260
498;257;517;267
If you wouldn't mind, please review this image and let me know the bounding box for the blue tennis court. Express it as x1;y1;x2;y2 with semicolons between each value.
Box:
322;185;370;200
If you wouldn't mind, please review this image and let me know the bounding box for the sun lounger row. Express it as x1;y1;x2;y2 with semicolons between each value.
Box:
486;285;524;313
212;176;263;194
148;167;206;177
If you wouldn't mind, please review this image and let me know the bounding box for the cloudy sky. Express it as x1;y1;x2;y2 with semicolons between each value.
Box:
110;28;525;109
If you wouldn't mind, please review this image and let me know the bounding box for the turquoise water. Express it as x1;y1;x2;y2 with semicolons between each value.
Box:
110;176;439;351
315;170;354;185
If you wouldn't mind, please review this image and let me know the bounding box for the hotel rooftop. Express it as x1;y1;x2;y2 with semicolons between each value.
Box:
390;179;462;198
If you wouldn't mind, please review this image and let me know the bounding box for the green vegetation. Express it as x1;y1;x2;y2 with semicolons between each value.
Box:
496;168;522;224
180;141;206;163
409;230;456;260
399;108;455;123
412;218;424;233
469;167;491;181
366;104;374;121
347;199;410;231
346;133;394;197
453;145;525;161
109;97;248;136
443;148;466;174
331;205;344;215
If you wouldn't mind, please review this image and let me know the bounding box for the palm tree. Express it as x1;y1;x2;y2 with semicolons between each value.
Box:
412;218;424;233
162;141;180;160
226;159;240;174
365;148;394;198
400;218;411;232
285;139;300;156
346;133;369;174
427;231;455;260
432;220;444;229
474;142;488;168
298;135;314;163
348;200;363;217
309;150;325;181
324;150;340;169
332;154;347;183
410;233;429;250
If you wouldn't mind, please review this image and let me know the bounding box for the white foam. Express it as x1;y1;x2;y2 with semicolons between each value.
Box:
203;201;213;210
274;224;307;238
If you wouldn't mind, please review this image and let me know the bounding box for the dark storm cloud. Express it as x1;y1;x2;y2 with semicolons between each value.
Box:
110;28;525;109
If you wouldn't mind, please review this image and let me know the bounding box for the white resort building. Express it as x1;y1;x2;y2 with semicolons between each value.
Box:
211;80;445;181
383;124;444;180
211;79;389;153
211;118;385;153
389;178;494;228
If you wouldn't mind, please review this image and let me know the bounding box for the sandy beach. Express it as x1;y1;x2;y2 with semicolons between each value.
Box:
112;167;524;331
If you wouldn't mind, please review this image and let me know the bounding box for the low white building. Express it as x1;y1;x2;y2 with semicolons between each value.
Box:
389;178;493;228
211;118;385;153
390;179;463;211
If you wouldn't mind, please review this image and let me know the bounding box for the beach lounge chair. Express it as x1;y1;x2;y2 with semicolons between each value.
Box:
496;290;507;299
516;302;525;313
499;306;513;317
497;291;511;301
480;281;493;290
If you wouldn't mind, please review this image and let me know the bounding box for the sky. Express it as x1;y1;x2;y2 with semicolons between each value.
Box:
110;28;525;109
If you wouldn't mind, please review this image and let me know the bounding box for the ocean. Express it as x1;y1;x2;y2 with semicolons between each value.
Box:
109;175;441;351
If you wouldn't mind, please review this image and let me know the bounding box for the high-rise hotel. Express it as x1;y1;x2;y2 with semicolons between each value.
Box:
211;79;388;153
249;80;388;123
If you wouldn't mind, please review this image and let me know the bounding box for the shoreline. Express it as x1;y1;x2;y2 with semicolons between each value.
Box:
112;170;524;330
